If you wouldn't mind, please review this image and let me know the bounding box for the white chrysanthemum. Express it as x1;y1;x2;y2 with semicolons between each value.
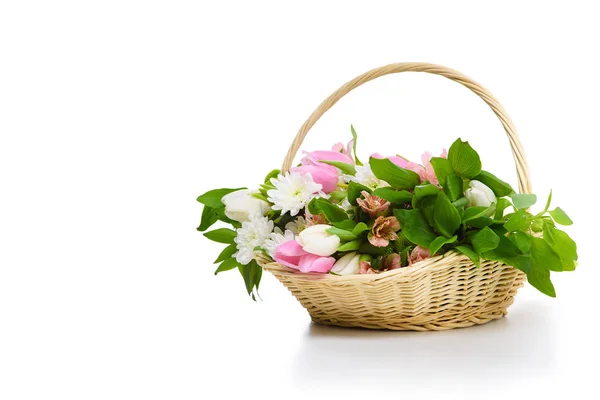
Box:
345;165;390;189
285;216;308;234
263;228;295;258
267;172;323;216
234;215;274;265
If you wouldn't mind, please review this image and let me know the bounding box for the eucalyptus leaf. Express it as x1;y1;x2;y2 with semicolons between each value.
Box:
448;139;482;178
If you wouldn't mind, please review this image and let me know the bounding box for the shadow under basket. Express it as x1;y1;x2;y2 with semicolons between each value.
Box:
260;63;532;331
258;252;526;331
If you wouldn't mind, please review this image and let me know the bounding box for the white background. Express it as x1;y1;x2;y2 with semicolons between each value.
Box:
1;1;599;399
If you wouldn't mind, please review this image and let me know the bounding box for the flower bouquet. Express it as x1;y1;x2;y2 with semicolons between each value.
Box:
196;63;578;330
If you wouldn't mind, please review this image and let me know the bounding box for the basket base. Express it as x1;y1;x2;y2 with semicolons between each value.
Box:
309;308;510;332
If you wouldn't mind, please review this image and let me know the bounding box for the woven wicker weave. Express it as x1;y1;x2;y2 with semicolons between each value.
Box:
258;63;529;331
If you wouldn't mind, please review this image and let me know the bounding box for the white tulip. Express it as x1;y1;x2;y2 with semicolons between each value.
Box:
297;224;341;256
331;252;361;275
464;180;496;208
221;189;270;222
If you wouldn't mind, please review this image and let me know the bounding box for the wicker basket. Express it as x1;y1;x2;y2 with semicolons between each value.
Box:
257;63;529;331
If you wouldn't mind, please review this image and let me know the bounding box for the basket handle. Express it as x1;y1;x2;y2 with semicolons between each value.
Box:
281;62;532;194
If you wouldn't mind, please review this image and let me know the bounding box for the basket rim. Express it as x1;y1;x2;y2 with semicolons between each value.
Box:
256;250;496;282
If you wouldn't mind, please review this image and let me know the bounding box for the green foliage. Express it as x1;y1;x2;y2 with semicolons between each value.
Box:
238;260;262;301
430;235;457;256
473;171;514;197
215;257;239;275
373;187;413;204
455;245;480;268
511;193;537;209
326;227;358;241
369;157;421;189
549;207;573;225
309;197;349;222
352;222;370;236
394;209;437;247
448;139;482;178
470;227;500;254
347;181;372;205
443;174;463;202
430;157;453;186
197;188;246;208
338;239;362;252
204;228;237;244
504;208;528;232
214;244;237;264
433;192;461;237
350;125;363;166
320;160;357;175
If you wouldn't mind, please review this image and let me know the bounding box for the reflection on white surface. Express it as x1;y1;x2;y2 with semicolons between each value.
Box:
292;300;557;386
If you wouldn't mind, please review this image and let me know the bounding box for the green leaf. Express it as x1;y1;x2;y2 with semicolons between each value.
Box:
471;227;500;254
358;241;387;256
419;195;437;227
542;190;553;213
400;246;411;267
215;257;239;275
413;184;441;208
198;206;220;232
452;197;470;209
326;227;358;241
527;265;556;297
433;192;462;237
264;169;281;184
448;139;482;178
495;198;512;220
320;160;357;175
369;157;421;190
504;208;528;232
511;193;537;209
204;228;237;244
468;216;494;229
549;207;573;226
455;245;480;268
251;193;269;202
337;239;362;252
347;181;372;205
544;226;577;271
350;125;363;166
473;171;514;197
332;219;356;230
394;209;437;247
238;260;262;300
443;174;463;202
197;188;246;208
311;197;348;222
483;234;522;261
214;244;238;263
430;157;453;186
531;237;563;272
462;204;494;224
329;190;348;202
373;187;413;204
352;222;370;236
508;231;532;253
429;235;457;255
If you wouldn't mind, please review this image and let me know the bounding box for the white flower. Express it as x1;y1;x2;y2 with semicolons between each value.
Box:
263;228;295;258
297;224;340;256
285;216;308;234
331;252;361;275
234;215;274;265
346;165;390;189
221;189;270;222
267;172;323;216
464;180;496;208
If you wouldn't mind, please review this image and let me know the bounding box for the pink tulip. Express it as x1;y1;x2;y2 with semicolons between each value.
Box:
301;150;354;167
274;240;335;273
291;164;339;193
